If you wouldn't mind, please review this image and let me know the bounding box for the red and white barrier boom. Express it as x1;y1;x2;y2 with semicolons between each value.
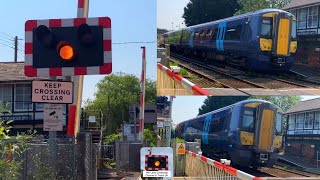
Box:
186;150;263;180
157;63;211;96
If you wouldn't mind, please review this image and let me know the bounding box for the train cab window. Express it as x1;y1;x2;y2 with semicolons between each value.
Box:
261;17;272;38
275;113;283;134
241;108;255;132
291;20;297;39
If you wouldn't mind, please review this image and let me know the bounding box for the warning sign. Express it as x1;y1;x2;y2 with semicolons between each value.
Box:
32;81;73;104
43;104;64;131
177;143;185;155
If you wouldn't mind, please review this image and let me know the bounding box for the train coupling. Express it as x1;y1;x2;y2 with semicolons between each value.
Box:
260;153;269;161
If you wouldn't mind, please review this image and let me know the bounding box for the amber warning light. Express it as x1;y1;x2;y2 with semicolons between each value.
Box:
58;42;75;61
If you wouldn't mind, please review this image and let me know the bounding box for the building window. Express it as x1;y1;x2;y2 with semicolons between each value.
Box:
290;9;297;17
0;84;12;110
288;114;295;130
295;113;304;130
304;112;314;129
315;111;320;129
14;84;32;111
307;6;318;28
298;8;308;29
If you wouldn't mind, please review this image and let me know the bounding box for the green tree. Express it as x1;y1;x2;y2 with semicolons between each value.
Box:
183;0;241;26
249;96;301;112
236;0;291;15
198;96;249;115
85;72;156;134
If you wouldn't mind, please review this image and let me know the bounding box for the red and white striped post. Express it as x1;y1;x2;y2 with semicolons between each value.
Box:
139;47;146;142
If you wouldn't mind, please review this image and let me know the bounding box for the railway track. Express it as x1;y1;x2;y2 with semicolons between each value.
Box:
170;53;320;90
238;166;320;178
170;54;268;90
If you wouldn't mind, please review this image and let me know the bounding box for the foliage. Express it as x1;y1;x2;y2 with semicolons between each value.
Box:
104;133;121;145
236;0;291;15
0;105;32;179
144;129;157;147
85;72;157;134
183;0;241;26
198;96;249;115
175;137;186;143
249;96;301;112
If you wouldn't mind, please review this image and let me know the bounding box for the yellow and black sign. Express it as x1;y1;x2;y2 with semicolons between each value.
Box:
177;143;185;155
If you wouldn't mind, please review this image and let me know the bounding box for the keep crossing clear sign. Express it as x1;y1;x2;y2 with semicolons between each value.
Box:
43;104;64;131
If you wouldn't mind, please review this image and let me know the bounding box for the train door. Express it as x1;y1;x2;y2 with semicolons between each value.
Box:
274;13;291;56
256;104;275;151
216;21;226;52
202;114;212;145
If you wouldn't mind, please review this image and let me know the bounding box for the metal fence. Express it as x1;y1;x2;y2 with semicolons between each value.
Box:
1;132;98;180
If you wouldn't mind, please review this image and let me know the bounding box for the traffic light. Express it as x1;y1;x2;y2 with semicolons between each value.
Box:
24;17;112;77
145;155;168;170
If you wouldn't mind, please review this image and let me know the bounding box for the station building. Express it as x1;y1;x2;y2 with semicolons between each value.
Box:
283;0;320;67
0;62;67;136
284;98;320;163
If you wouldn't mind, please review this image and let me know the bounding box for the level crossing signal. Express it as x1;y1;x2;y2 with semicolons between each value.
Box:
145;155;168;170
24;17;112;77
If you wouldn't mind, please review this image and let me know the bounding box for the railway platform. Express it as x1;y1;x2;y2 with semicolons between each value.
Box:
291;63;320;83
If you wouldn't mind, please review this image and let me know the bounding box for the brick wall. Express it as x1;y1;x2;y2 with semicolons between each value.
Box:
286;142;315;161
294;43;320;67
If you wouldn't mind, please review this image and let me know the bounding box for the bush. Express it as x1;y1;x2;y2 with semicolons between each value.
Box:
104;133;121;145
144;129;156;147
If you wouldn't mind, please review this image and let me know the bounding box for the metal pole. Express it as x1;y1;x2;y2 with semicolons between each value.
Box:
73;0;89;139
14;36;18;62
139;47;146;143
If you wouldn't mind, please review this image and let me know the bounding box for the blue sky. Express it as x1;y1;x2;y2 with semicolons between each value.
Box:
0;0;156;102
171;96;320;126
157;0;189;30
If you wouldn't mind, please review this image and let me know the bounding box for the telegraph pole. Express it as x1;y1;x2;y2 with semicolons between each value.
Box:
14;36;17;62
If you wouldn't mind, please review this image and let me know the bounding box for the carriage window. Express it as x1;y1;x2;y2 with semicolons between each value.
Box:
209;117;225;133
261;17;272;38
225;25;242;40
242;108;255;132
206;29;213;36
275;112;283;134
212;28;218;40
200;30;205;39
194;32;199;40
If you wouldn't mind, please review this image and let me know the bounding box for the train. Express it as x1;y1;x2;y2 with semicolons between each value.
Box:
159;9;297;72
175;99;285;168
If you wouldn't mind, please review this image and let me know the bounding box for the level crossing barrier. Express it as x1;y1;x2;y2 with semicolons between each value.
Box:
185;150;262;180
157;63;211;96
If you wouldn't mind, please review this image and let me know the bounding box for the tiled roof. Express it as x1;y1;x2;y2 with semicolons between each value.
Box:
0;62;49;82
283;0;320;10
285;98;320;114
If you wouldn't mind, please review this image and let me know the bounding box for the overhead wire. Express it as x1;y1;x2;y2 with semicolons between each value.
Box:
112;41;156;45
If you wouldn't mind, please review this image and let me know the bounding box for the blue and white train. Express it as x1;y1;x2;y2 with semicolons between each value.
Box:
175;99;285;168
159;9;297;72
